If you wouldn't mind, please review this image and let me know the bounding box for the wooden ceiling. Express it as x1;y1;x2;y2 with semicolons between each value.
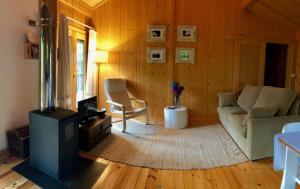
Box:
243;0;300;30
80;0;106;9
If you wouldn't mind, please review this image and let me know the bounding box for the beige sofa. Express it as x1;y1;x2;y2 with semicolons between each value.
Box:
217;85;300;160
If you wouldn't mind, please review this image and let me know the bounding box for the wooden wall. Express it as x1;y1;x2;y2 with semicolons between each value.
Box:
92;0;296;125
58;0;92;30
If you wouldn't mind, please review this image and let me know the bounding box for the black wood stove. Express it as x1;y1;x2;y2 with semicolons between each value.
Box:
29;108;78;180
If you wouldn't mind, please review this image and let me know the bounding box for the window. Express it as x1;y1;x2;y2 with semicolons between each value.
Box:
76;39;85;102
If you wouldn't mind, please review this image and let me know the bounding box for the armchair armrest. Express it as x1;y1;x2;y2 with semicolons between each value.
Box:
217;92;236;107
130;99;147;108
247;115;300;160
106;100;125;109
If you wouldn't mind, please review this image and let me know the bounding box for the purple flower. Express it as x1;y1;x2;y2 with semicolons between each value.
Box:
171;81;184;97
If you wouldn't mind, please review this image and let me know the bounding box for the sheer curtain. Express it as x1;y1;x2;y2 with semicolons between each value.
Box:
85;29;98;97
57;14;71;108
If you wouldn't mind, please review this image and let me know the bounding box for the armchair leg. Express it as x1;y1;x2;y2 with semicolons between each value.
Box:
145;112;149;125
122;112;126;132
122;119;126;132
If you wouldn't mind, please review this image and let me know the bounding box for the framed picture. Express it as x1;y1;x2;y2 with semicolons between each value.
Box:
147;47;166;63
175;48;195;64
147;25;166;42
177;25;197;42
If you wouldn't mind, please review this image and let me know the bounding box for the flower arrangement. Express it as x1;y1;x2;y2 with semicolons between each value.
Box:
172;81;184;107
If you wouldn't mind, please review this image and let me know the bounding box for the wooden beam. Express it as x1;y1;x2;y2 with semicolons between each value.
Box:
59;0;92;17
248;1;299;30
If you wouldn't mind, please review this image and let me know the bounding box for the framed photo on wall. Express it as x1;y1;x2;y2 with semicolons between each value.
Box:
175;48;195;64
147;47;166;63
177;25;197;42
147;25;166;42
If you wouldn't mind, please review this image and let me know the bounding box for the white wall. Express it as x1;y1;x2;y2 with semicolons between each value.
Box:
0;0;39;150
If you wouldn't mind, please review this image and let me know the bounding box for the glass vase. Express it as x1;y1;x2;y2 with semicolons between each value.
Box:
173;95;181;108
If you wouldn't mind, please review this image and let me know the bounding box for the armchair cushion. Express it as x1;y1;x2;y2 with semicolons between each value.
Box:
218;92;236;107
237;85;262;112
104;78;133;111
253;86;296;116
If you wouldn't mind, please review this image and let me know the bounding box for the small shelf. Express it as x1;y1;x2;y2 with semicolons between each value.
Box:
24;42;39;59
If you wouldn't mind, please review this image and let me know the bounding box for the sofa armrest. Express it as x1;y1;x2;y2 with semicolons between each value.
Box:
247;115;300;160
217;92;236;107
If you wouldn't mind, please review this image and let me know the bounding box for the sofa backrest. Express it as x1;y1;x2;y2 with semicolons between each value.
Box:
288;99;300;115
237;85;262;112
253;86;296;116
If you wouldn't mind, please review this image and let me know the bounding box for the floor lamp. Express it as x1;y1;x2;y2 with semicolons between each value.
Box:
94;50;109;109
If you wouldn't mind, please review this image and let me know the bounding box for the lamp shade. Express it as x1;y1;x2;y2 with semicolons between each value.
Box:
94;50;108;63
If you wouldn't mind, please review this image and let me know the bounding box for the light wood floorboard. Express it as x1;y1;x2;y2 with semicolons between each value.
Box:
1;152;300;189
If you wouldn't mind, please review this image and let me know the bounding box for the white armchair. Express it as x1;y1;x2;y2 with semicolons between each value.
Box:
104;78;149;132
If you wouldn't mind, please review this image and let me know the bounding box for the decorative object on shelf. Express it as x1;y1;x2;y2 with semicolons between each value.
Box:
147;47;166;63
172;81;185;107
147;25;166;42
176;48;195;64
25;42;39;59
25;32;39;59
27;32;39;44
177;25;197;42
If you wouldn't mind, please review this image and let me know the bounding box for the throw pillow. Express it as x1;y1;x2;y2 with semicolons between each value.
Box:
218;92;236;107
253;86;296;116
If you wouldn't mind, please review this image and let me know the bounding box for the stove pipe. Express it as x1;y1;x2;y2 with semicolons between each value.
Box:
39;0;57;110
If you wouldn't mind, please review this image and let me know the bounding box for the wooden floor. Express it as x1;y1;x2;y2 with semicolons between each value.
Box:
1;152;300;189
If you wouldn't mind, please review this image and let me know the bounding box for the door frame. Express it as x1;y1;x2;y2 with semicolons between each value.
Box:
68;27;88;110
231;36;296;93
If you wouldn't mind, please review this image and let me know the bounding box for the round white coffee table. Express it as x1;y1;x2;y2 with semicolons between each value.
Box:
164;106;188;129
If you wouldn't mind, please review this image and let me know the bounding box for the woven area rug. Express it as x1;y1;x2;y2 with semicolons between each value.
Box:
86;121;248;170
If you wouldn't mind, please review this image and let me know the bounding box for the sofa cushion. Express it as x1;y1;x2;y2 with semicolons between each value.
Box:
218;92;236;107
217;106;247;121
237;85;262;112
241;107;278;126
249;107;278;118
288;99;300;115
253;86;296;116
228;114;247;137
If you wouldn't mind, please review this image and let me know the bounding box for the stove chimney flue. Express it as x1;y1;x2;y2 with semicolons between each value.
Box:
39;0;57;110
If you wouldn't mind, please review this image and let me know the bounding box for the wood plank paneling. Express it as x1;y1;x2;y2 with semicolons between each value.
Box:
92;0;296;125
58;0;92;31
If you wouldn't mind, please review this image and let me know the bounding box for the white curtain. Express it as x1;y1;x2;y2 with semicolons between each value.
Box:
57;14;71;108
85;29;98;97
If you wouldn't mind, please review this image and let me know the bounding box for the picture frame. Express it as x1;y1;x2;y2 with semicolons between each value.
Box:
147;25;166;42
175;48;195;64
177;25;197;42
147;47;166;63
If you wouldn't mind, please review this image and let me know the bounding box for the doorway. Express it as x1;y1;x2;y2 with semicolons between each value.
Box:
69;29;88;110
264;43;288;88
